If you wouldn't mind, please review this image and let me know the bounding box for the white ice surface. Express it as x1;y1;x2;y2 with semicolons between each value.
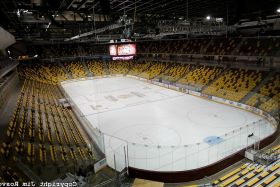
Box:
61;77;275;171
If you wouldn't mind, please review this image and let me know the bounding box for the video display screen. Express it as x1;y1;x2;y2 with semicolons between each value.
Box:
109;43;136;60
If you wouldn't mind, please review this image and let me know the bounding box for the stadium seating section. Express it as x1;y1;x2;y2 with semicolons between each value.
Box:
203;69;266;102
29;44;108;59
246;73;280;113
128;60;152;76
159;63;193;82
108;60;132;75
235;37;280;56
0;166;25;183
86;60;106;76
27;37;280;58
138;61;168;79
16;60;279;117
205;38;241;55
1;78;95;179
211;144;280;187
178;65;224;87
136;37;280;56
19;63;68;84
63;61;87;79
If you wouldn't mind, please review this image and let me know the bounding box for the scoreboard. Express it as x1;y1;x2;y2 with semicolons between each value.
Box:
109;39;136;60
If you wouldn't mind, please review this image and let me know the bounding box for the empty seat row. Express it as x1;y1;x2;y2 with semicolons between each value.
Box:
212;161;280;187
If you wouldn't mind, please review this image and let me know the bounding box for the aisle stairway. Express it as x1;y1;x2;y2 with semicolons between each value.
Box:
82;61;93;77
59;62;72;79
103;61;110;75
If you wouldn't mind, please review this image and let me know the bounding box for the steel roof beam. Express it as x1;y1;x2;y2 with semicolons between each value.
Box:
112;0;132;10
67;0;76;9
77;0;90;10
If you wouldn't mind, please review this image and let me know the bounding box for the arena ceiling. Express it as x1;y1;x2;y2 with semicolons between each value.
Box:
0;0;279;41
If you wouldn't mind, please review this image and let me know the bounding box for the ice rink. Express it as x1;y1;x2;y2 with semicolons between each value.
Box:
61;76;275;171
